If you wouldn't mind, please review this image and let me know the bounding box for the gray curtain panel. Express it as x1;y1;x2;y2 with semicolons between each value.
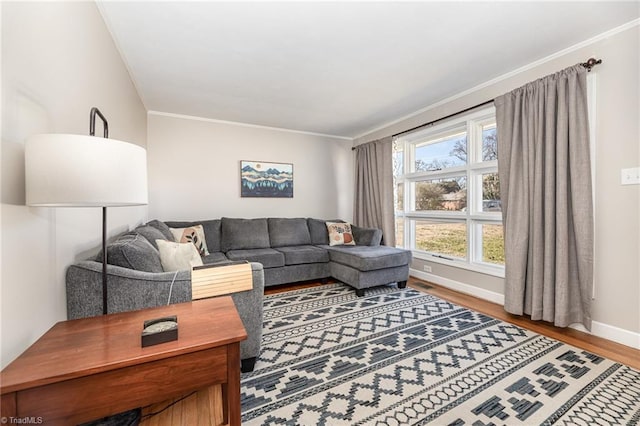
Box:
495;64;593;329
353;137;396;247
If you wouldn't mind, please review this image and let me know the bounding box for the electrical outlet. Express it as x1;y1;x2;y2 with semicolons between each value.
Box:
423;265;432;273
621;167;640;185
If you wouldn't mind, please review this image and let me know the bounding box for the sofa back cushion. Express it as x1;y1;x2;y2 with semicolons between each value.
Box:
100;232;163;273
307;218;345;245
221;218;270;251
268;218;312;247
165;220;222;253
135;225;168;250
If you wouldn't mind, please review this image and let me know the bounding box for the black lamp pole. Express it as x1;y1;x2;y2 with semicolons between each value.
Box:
89;107;110;315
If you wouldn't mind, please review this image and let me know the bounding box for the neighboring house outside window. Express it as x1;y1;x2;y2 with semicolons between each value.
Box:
393;107;504;277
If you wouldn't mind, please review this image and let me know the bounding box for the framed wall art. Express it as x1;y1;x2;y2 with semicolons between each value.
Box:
240;160;293;198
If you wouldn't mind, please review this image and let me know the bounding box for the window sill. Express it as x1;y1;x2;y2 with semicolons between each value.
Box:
411;251;505;278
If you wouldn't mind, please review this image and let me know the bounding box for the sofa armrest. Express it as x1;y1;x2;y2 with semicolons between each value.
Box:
351;225;383;246
230;262;264;361
66;260;265;362
66;261;193;319
66;261;265;318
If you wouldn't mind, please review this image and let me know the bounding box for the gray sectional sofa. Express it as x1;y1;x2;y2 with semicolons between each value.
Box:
66;217;411;372
163;217;411;294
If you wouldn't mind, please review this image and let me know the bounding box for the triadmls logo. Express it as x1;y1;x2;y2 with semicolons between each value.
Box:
1;417;44;425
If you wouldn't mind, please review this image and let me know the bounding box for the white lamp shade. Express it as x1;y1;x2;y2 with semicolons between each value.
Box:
25;134;148;207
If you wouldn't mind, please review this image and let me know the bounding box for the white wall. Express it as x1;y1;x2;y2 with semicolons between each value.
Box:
147;113;353;221
356;24;640;344
1;2;147;367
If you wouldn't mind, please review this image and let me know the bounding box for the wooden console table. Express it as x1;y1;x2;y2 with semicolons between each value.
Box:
0;297;246;426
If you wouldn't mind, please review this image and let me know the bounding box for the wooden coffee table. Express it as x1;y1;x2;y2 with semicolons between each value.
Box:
0;297;247;426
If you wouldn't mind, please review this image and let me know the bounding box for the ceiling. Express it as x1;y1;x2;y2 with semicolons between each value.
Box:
97;2;639;139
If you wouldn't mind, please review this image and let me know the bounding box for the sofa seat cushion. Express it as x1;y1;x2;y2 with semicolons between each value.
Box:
324;245;412;272
101;232;163;273
274;245;329;265
221;218;270;251
201;252;229;265
268;218;312;247
226;248;285;268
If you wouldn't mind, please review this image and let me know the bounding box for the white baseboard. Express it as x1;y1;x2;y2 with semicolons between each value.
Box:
410;269;640;350
410;269;505;305
570;322;640;350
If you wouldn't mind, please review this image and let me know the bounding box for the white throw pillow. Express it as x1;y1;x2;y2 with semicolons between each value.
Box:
326;222;356;246
169;224;210;256
156;239;203;272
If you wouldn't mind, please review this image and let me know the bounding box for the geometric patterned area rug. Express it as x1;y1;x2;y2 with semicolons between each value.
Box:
240;283;640;425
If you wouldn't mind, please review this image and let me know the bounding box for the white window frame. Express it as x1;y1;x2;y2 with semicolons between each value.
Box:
394;107;505;277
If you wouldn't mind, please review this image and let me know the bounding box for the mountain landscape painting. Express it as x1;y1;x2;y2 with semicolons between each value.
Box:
241;161;293;198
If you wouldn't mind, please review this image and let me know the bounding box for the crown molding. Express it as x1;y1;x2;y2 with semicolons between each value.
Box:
354;19;640;141
148;111;353;141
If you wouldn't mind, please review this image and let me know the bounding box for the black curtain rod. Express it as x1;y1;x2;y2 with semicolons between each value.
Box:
581;57;602;72
391;99;494;139
352;99;494;150
353;57;602;149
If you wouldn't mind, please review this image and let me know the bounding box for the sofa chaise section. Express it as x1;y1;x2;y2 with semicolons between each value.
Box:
324;245;412;296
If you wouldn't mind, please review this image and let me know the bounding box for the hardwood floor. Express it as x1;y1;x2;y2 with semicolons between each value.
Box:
140;276;640;424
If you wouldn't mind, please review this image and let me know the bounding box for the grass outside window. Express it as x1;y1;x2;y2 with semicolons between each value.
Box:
415;222;467;259
414;222;505;265
482;224;505;265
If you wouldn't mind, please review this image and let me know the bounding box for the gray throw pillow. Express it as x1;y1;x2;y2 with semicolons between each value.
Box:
146;220;175;241
97;232;163;273
135;225;168;249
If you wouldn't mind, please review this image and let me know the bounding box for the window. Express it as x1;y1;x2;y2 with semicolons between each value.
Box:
393;107;504;276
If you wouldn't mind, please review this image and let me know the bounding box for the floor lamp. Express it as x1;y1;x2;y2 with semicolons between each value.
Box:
25;108;148;315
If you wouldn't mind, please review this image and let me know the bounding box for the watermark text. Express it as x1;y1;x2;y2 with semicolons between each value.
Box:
1;417;44;424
